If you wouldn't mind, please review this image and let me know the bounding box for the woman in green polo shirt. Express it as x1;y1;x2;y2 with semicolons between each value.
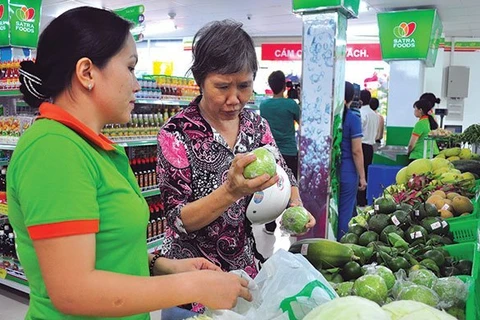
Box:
7;7;251;320
407;99;439;160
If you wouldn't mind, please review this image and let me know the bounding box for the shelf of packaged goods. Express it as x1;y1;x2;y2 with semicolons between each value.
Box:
0;144;16;151
147;234;164;254
0;90;22;97
135;99;191;106
0;267;29;293
113;138;157;147
0;159;9;166
141;188;160;198
244;104;259;111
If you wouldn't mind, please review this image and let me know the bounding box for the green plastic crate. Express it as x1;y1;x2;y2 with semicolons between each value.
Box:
444;244;479;320
443;243;479;278
455;276;478;320
446;198;479;223
448;219;479;243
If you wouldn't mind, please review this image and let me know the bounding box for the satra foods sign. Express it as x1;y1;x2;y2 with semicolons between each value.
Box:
262;43;381;61
377;9;443;67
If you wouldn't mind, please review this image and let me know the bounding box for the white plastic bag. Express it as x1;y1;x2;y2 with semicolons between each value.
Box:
205;249;337;320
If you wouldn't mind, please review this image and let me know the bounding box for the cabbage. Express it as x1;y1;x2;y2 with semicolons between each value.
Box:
382;300;456;320
303;296;390;320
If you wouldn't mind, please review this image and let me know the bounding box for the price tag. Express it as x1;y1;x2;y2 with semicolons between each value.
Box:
441;221;448;228
0;268;6;279
374;205;379;211
411;231;423;239
414;210;420;217
430;222;442;230
301;244;309;256
441;204;450;211
391;216;401;226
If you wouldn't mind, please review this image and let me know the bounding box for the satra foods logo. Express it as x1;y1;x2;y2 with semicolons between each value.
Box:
393;22;416;49
14;5;36;34
16;6;35;22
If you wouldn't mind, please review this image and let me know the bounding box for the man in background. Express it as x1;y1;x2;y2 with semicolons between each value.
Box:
260;70;300;234
358;89;379;207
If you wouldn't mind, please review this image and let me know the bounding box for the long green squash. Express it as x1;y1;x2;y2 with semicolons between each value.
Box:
289;238;358;268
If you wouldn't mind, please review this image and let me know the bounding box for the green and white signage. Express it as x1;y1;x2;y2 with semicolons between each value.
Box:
377;9;443;67
8;0;42;48
114;5;145;40
0;0;9;46
292;0;360;18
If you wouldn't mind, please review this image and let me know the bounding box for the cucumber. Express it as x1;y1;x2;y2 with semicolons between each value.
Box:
289;238;357;268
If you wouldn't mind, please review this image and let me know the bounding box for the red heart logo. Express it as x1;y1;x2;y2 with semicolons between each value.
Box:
26;8;35;20
0;5;4;20
406;22;416;37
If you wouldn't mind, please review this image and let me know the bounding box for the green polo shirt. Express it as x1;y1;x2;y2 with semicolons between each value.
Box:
260;97;300;156
7;103;150;320
409;116;439;159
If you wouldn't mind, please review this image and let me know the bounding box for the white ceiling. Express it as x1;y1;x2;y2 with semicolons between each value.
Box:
40;0;480;40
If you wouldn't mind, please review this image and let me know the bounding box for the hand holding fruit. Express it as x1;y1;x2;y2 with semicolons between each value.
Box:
223;153;278;201
281;206;316;236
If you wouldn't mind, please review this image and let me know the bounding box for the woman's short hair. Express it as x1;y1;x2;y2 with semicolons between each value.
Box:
190;20;258;88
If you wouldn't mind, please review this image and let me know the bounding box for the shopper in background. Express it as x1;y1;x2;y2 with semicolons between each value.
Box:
156;20;315;313
358;89;378;207
7;7;252;320
370;97;384;147
260;70;301;235
407;98;440;160
338;82;366;240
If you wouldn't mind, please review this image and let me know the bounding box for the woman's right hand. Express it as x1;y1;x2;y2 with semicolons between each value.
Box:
358;177;367;191
223;153;278;200
196;270;252;309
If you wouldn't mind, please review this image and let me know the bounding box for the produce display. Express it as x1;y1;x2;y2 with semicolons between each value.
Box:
288;152;479;319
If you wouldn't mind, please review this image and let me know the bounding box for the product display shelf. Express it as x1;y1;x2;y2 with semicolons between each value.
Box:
0;143;16;150
141;187;160;198
113;138;157;148
0;90;21;97
147;234;164;254
0;275;29;293
135;98;191;106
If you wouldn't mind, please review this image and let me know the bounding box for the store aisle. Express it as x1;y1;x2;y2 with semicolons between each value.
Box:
0;224;293;319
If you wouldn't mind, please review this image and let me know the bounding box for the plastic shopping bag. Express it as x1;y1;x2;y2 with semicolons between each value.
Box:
205;249;337;320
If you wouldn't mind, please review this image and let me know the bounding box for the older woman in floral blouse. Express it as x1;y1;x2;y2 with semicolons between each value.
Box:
156;20;315;313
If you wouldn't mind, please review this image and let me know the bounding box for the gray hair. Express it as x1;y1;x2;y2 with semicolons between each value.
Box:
190;20;258;88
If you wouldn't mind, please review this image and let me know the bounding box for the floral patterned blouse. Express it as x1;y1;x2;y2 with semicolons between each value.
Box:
157;97;297;282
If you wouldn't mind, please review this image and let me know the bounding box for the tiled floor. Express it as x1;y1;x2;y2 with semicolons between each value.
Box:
0;222;294;319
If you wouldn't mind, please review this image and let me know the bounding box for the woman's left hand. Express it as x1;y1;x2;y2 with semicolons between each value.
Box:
153;257;222;275
288;203;316;236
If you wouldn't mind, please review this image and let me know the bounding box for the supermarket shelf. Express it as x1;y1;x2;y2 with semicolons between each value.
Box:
0;276;29;293
0;90;22;97
113;138;157;147
0;159;9;166
141;188;160;198
135;99;191;106
0;144;16;150
244;104;259;111
147;234;164;254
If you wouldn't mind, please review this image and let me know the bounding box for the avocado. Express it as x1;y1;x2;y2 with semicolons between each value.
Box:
368;214;391;234
374;197;397;214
